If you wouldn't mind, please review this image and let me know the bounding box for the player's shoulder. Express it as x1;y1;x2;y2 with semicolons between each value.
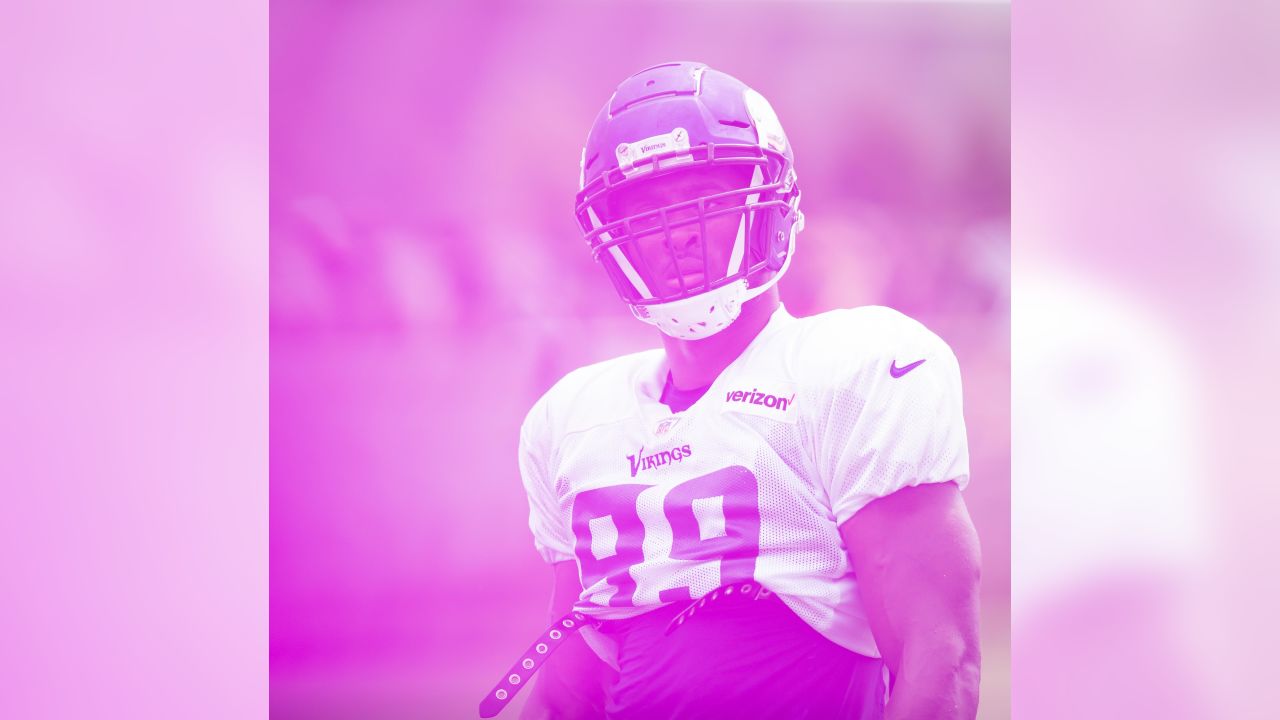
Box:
522;348;662;438
787;305;952;357
770;305;959;385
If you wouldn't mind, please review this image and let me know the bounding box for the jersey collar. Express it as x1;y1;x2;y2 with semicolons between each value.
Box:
634;303;796;421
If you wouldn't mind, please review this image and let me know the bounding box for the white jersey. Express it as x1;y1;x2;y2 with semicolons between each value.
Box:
518;305;969;658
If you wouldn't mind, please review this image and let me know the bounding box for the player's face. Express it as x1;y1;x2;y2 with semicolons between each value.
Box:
608;165;753;296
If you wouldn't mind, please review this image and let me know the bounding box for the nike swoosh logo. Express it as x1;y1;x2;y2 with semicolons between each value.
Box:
889;358;926;378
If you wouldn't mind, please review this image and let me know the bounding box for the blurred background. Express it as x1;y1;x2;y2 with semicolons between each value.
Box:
269;1;1009;718
5;1;1278;719
1012;2;1280;718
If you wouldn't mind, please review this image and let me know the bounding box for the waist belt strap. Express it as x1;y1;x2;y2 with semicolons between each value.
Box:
663;582;774;636
478;610;598;718
479;584;775;717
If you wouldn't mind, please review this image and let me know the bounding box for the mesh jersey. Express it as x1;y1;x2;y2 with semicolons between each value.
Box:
519;304;969;659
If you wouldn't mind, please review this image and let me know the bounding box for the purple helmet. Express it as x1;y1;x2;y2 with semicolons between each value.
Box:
575;61;803;340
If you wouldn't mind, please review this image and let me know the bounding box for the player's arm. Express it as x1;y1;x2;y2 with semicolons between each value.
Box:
520;560;615;720
840;481;981;720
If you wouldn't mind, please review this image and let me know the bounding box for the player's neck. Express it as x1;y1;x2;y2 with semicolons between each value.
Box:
660;290;780;391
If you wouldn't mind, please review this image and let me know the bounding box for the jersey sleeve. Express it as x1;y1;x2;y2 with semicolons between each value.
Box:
519;394;576;564
811;310;971;526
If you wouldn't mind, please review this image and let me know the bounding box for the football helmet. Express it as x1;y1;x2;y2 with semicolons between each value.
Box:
575;62;803;340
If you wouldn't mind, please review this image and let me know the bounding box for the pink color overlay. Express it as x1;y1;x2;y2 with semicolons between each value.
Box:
270;2;1008;718
1013;2;1280;717
1;2;266;719
4;1;1279;719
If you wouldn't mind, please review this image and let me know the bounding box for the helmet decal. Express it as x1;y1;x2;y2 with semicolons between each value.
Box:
615;127;692;177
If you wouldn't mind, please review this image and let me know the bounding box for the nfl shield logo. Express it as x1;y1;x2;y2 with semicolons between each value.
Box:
654;416;680;436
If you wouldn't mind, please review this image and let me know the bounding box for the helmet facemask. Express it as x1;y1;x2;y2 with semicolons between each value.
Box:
576;146;800;340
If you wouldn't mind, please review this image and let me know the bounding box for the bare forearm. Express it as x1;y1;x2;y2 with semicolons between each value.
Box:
885;642;980;720
841;483;982;720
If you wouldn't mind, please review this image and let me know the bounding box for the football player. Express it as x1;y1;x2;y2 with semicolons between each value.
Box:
492;61;981;720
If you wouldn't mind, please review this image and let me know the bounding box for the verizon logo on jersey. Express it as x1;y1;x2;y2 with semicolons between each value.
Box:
725;388;795;411
722;380;799;423
627;444;693;477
